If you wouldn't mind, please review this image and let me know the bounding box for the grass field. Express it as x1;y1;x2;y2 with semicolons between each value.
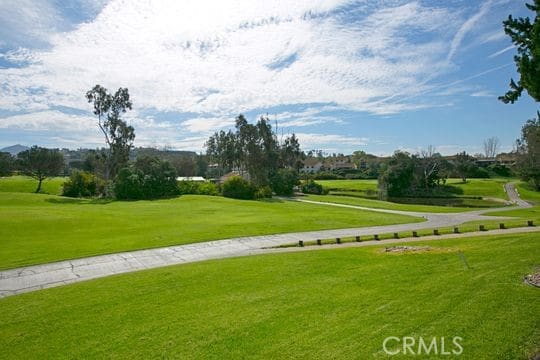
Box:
0;176;66;195
304;194;492;213
517;181;540;204
0;233;538;359
0;192;421;270
314;178;510;209
318;178;510;200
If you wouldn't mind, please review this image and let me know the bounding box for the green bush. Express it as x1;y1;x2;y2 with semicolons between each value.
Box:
255;185;273;199
114;156;178;200
178;181;200;195
301;180;327;195
270;168;299;196
62;170;104;197
197;182;219;196
178;181;219;196
222;176;256;200
113;168;143;200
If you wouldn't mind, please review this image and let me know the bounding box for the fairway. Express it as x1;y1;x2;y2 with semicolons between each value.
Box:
0;233;538;359
0;192;421;270
0;176;66;195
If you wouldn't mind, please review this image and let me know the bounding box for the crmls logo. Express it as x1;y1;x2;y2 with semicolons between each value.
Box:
383;336;463;356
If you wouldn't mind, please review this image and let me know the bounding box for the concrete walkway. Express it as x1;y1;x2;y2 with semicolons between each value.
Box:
0;184;532;298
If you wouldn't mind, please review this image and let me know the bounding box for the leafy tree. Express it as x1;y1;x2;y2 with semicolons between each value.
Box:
516;112;540;189
206;114;303;188
453;152;476;182
378;151;415;198
17;146;64;193
0;152;14;177
86;85;135;181
270;168;299;196
113;156;178;200
499;0;540;103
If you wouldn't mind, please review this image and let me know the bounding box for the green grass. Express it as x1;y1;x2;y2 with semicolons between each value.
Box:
0;192;421;270
0;233;538;359
303;194;488;213
317;179;379;192
0;175;66;195
445;178;509;199
318;178;510;199
516;181;540;204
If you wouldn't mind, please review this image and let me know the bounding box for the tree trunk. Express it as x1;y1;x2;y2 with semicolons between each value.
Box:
35;177;43;193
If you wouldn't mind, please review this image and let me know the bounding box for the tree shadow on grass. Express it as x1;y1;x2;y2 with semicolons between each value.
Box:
45;197;114;205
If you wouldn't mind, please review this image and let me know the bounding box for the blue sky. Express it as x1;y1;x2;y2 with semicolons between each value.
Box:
0;0;538;156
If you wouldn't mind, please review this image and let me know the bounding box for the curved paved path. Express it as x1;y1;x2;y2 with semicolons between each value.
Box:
0;184;531;298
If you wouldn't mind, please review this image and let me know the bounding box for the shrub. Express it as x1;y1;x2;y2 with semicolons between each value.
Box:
178;181;219;196
255;185;273;199
62;170;104;197
197;182;219;196
113;168;143;200
270;168;299;196
222;176;256;200
114;156;178;200
301;180;327;195
178;181;200;195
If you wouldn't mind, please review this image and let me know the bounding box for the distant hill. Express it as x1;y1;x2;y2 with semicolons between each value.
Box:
0;144;29;156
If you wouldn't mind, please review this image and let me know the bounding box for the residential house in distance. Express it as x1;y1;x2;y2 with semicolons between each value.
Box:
325;156;357;171
300;158;324;173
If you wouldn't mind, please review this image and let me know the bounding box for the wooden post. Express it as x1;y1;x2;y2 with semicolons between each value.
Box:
299;240;304;247
479;225;485;231
527;220;534;227
393;232;399;239
317;239;322;246
374;234;379;241
355;236;361;242
412;231;418;237
433;229;439;236
453;227;459;234
499;223;505;229
336;237;341;244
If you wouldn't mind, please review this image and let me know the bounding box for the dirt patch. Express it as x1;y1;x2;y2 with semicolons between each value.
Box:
524;270;540;288
382;246;433;253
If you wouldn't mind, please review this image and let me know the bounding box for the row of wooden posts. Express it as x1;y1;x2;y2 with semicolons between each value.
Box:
298;220;535;247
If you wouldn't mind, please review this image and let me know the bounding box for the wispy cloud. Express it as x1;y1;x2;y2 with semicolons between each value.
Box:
488;45;515;58
447;0;492;61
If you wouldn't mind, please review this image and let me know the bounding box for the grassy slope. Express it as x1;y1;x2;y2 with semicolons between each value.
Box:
0;176;65;195
304;194;474;213
318;178;510;199
0;192;421;270
0;233;538;359
446;178;509;199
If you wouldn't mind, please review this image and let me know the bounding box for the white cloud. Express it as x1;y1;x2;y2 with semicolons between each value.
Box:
470;90;494;98
0;0;459;119
488;45;515;59
447;0;492;60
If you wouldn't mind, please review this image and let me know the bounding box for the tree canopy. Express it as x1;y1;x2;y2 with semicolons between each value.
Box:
499;0;540;103
17;146;65;193
86;85;135;181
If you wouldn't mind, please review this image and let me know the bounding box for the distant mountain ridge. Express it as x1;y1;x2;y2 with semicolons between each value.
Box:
0;144;29;155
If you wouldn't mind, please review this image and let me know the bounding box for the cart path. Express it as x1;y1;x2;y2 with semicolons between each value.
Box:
0;184;532;298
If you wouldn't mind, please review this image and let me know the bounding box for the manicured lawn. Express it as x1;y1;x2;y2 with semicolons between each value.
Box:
0;175;66;195
0;192;421;270
317;179;378;193
516;181;540;204
446;178;509;199
316;178;511;201
0;233;538;359
303;194;475;213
